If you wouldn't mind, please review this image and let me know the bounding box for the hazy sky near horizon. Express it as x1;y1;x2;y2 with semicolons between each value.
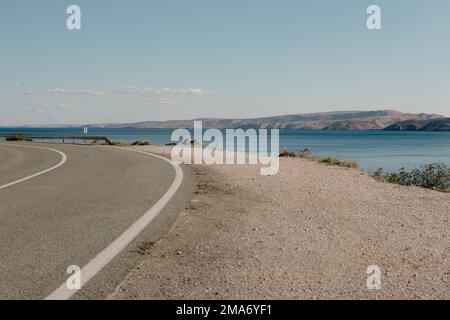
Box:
1;0;450;125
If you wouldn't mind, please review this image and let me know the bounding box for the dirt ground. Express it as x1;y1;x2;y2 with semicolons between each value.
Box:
109;147;450;299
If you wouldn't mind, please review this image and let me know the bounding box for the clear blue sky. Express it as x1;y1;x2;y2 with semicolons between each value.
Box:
1;0;449;125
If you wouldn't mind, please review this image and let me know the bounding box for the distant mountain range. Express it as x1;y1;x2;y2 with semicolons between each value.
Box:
91;110;446;130
383;117;450;131
14;110;450;131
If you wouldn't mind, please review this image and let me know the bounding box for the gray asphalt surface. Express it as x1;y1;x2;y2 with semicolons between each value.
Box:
0;143;61;186
0;142;194;300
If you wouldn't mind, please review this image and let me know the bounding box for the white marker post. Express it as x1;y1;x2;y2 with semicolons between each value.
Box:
83;126;88;143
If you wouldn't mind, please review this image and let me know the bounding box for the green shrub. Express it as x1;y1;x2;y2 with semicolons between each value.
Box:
131;140;151;146
279;149;296;157
279;148;359;169
297;148;312;159
373;163;450;191
319;157;358;169
5;133;32;142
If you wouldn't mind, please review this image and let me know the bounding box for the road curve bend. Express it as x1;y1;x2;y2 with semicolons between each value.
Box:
0;142;194;299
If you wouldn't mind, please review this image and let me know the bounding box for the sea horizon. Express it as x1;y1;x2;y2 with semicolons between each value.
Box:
2;127;449;173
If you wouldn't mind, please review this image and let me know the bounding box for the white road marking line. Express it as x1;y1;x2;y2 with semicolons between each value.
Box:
0;143;67;190
46;148;184;300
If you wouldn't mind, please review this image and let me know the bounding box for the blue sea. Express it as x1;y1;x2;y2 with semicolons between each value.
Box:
1;127;449;172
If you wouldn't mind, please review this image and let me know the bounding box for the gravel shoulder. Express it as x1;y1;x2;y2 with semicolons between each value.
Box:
109;146;450;300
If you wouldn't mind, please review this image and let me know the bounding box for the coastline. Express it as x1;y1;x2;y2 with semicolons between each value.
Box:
109;145;450;299
2;128;449;172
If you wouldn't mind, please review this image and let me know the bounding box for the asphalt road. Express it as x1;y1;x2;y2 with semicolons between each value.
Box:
0;142;194;299
0;143;63;186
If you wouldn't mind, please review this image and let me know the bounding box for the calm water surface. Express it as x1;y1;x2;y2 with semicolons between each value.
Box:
1;128;449;172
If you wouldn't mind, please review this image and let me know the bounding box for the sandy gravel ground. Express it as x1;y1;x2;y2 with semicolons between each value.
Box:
109;146;450;299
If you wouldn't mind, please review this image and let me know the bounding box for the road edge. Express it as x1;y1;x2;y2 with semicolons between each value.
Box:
46;147;184;300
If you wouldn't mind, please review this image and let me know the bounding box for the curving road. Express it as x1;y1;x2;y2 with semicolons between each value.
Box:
0;142;193;300
0;144;65;187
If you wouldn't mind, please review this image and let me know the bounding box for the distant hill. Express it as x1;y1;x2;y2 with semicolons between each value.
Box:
12;110;446;130
383;118;450;131
93;110;443;130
